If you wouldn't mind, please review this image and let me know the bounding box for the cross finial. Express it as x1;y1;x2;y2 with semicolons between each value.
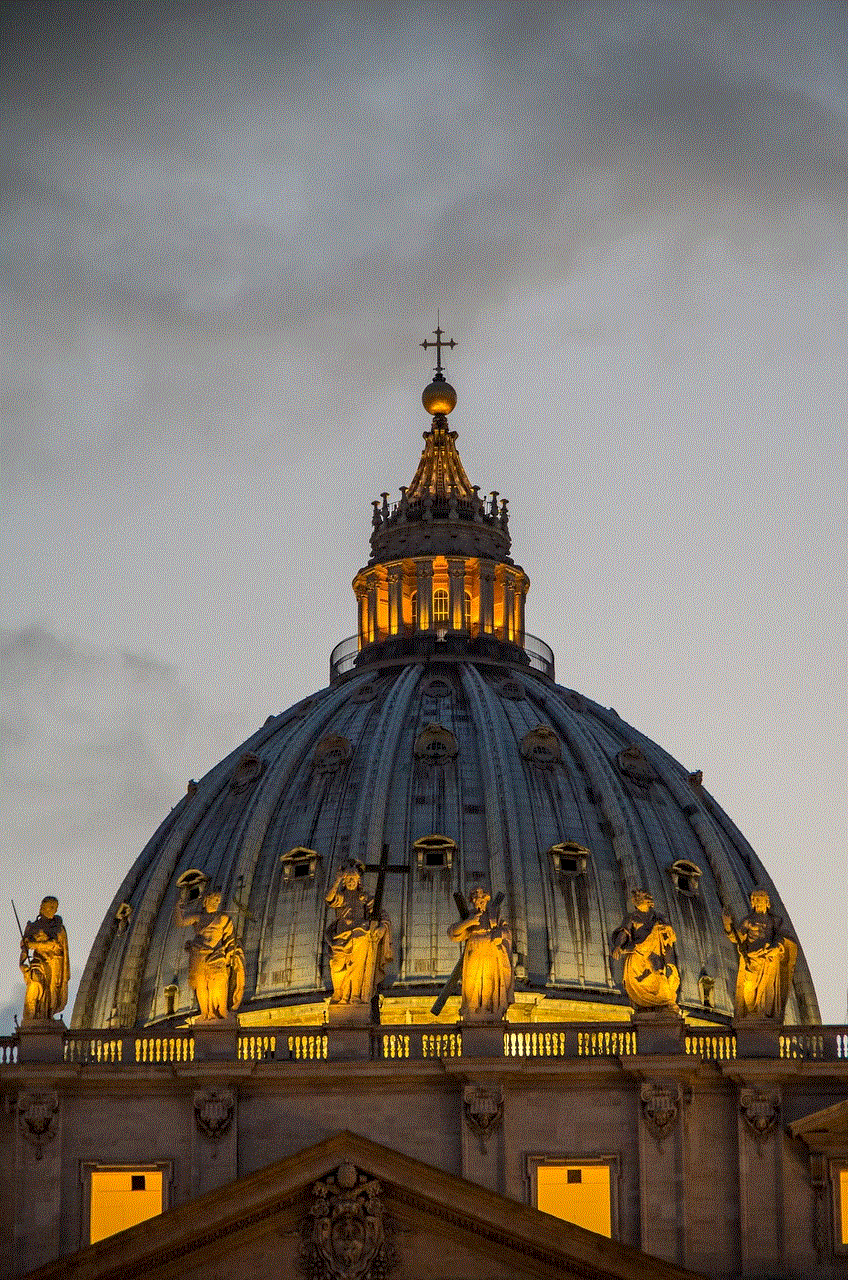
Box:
421;314;456;380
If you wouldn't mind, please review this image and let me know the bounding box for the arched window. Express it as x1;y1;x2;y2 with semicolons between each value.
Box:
464;592;472;629
409;591;419;630
432;588;449;623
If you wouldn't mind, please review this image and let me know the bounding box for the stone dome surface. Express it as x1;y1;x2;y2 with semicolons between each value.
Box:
73;656;820;1030
72;352;820;1031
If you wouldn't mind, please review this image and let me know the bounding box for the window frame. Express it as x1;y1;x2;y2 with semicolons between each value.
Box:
525;1152;620;1239
80;1160;173;1249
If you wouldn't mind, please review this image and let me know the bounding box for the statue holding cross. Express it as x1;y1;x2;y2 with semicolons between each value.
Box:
446;887;514;1023
324;859;393;1021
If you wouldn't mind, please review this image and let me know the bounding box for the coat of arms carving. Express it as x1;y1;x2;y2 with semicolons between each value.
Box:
639;1081;683;1143
301;1161;396;1280
17;1090;59;1159
740;1088;780;1141
463;1083;504;1153
194;1087;235;1141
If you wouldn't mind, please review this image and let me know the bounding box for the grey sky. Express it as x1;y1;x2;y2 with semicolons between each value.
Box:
1;2;845;1028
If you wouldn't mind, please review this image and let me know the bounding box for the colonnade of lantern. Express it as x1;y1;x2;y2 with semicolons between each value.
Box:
353;555;528;649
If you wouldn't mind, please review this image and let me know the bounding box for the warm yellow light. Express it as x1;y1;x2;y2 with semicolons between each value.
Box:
537;1164;612;1237
840;1167;848;1246
89;1169;163;1244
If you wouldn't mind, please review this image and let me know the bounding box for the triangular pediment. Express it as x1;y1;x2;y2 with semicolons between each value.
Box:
26;1130;706;1280
788;1098;848;1154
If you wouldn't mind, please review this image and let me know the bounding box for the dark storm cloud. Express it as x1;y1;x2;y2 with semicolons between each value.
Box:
1;625;199;839
1;2;845;478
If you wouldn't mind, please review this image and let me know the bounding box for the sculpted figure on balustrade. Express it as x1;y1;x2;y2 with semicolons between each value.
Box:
722;888;796;1020
19;897;69;1024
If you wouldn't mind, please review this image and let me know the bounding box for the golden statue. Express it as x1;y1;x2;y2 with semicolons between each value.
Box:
723;889;797;1020
448;887;514;1022
611;889;680;1011
325;861;393;1007
175;888;245;1021
19;897;70;1023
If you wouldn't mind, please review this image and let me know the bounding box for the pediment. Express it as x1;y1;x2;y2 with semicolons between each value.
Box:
788;1098;848;1154
26;1130;706;1280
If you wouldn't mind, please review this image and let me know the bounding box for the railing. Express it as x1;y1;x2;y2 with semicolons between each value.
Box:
4;1023;846;1068
0;1037;18;1064
330;629;555;682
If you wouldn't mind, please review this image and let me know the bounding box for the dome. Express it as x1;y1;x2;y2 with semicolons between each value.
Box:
72;345;820;1031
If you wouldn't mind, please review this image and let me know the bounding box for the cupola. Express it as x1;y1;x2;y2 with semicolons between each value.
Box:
349;327;531;674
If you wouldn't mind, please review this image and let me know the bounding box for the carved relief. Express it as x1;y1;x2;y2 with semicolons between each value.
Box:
497;678;525;700
194;1087;235;1141
640;1082;683;1143
520;725;561;766
230;751;266;793
115;902;133;933
313;735;353;775
616;745;658;788
740;1088;780;1141
301;1161;396;1280
421;676;451;700
350;681;378;704
17;1091;59;1159
463;1083;504;1153
669;859;701;896
413;723;458;766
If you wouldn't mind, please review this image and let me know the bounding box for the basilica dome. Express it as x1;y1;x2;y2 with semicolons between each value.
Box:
72;345;820;1031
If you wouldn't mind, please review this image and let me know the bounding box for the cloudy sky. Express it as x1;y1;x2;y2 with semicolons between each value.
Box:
1;2;845;1030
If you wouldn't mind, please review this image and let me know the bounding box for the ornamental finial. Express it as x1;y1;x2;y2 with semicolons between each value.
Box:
421;314;457;415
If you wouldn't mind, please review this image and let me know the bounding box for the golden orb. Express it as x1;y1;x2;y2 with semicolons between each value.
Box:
422;379;457;415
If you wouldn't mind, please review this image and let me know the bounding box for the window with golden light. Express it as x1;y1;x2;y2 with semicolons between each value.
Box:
85;1165;169;1245
527;1155;618;1238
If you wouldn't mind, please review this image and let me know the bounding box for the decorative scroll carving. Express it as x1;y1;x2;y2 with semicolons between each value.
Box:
19;897;69;1024
17;1091;59;1159
230;751;266;793
740;1088;780;1141
301;1161;396;1280
616;745;657;788
194;1087;235;1141
414;723;458;766
723;889;797;1020
463;1083;503;1153
520;725;561;766
314;736;353;775
640;1082;683;1143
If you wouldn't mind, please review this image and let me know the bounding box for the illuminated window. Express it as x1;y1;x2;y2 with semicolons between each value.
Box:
527;1156;618;1238
411;591;418;628
464;592;472;629
837;1165;848;1250
84;1164;170;1245
432;589;449;622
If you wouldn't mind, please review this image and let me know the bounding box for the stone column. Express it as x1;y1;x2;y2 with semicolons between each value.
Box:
13;1088;62;1275
479;561;495;635
516;577;527;645
636;1079;687;1269
355;583;368;648
503;575;515;642
736;1084;786;1277
416;561;434;632
191;1086;238;1199
447;558;466;631
366;574;379;644
386;564;403;637
461;1081;504;1196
